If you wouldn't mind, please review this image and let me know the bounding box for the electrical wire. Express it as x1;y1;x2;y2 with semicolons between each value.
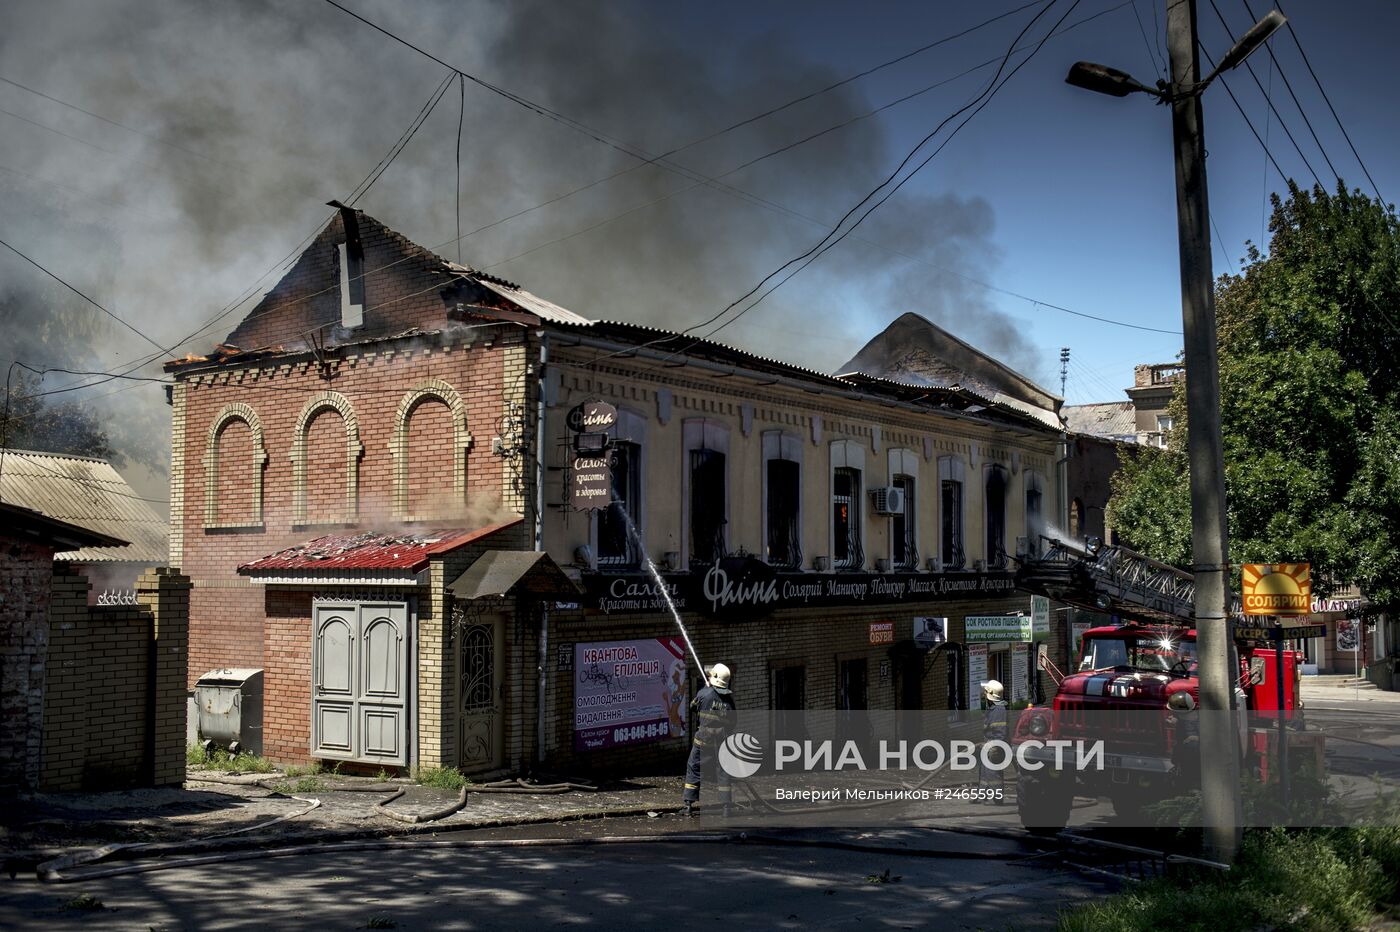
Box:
1203;0;1320;187
1275;1;1388;208
0;237;177;358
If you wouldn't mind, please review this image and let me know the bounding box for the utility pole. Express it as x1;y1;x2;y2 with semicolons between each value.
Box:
1165;0;1242;860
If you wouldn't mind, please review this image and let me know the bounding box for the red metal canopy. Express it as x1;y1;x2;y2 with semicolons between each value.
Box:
238;518;522;574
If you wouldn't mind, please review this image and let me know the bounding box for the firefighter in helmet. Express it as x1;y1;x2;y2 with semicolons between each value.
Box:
682;663;736;817
1167;690;1201;791
977;679;1009;803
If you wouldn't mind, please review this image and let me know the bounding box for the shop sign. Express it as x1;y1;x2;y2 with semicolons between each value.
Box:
1030;595;1051;636
569;454;613;511
1011;644;1029;703
1241;563;1311;616
567;400;618;432
869;621;894;645
964;614;1032;643
1235;622;1327;642
967;644;989;709
1070;621;1092;664
574;637;688;752
580;561;1018;618
1337;618;1361;653
913;616;948;649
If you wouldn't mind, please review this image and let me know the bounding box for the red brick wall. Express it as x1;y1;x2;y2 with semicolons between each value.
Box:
263;590;313;763
0;536;57;789
176;335;518;687
214;418;259;526
304;408;349;524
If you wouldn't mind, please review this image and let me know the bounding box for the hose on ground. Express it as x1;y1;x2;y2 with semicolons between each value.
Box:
374;786;469;824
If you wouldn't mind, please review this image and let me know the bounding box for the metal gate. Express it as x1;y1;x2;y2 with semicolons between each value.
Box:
459;617;504;771
312;601;410;766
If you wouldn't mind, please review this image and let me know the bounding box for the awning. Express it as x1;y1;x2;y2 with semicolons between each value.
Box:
448;550;582;600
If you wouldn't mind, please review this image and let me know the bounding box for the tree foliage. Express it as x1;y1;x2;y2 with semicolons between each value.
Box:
0;371;117;462
1107;183;1400;608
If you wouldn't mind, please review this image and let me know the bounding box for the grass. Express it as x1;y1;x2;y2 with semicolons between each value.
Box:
186;743;276;774
365;917;397;929
412;766;470;790
1058;825;1400;931
62;894;105;911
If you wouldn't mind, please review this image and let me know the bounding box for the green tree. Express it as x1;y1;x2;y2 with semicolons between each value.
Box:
1107;183;1400;609
0;371;117;462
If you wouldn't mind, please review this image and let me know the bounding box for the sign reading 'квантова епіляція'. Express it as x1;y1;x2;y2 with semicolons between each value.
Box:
578;555;1017;619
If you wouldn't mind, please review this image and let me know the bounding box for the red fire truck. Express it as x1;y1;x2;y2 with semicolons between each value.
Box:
1011;620;1307;832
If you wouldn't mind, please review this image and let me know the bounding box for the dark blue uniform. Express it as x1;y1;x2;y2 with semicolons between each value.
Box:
683;685;736;811
978;699;1008;800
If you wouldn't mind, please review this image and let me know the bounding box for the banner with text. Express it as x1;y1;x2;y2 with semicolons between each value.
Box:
574;637;688;752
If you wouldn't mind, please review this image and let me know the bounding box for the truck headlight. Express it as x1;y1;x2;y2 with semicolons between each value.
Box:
1028;713;1050;736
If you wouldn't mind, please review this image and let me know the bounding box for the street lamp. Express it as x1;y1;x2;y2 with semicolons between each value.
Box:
1065;3;1285;863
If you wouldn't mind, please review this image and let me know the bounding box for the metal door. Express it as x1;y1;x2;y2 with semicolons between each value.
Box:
459;617;504;771
312;601;409;765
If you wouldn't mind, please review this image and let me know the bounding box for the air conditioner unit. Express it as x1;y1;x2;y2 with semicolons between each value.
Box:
869;486;905;515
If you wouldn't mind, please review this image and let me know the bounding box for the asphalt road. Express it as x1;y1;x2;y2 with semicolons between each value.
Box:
0;819;1114;931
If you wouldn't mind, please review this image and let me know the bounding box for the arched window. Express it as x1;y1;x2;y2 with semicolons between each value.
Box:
1070;498;1084;539
985;464;1009;569
596;407;647;568
1023;470;1046;559
204;403;268;529
291;391;363;525
830;439;866;572
683;418;730;568
391;380;472;521
762;431;803;569
937;456;965;569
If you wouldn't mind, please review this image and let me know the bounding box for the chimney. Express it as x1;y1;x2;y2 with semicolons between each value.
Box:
329;201;364;329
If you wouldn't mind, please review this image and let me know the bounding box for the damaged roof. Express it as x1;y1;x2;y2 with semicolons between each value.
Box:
239;518;522;575
1063;402;1137;438
0;449;166;564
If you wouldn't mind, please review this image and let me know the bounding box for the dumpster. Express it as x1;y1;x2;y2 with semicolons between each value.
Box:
194;668;263;756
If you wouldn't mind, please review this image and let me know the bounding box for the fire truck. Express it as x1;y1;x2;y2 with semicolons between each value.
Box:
1011;538;1311;832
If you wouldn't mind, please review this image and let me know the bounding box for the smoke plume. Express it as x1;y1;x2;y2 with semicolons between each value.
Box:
0;0;1046;505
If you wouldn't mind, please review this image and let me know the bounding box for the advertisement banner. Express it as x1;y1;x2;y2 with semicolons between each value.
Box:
964;614;1032;643
1070;621;1092;665
1336;618;1360;653
1011;644;1029;703
1241;563;1312;616
913;616;948;649
966;644;989;708
1030;596;1051;637
868;621;894;645
574;637;688;751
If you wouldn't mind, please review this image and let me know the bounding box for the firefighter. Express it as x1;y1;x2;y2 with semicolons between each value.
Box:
976;679;1009;803
682;663;736;817
1167;690;1201;791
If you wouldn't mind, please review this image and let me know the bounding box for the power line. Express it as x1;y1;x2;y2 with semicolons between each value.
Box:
1204;0;1321;187
0;236;176;357
1274;1;1388;208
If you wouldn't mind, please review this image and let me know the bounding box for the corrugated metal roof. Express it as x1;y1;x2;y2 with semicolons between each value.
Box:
443;262;593;326
238;518;522;574
446;550;581;600
1063;402;1136;438
0;449;166;563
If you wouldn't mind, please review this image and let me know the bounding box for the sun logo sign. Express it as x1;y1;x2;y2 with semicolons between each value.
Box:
719;733;764;779
1241;563;1311;616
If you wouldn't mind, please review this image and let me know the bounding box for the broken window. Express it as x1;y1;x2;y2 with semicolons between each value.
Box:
938;456;965;570
690;448;726;565
1024;470;1045;559
985;465;1008;569
832;467;863;571
892;474;917;570
766;457;801;569
598;441;641;567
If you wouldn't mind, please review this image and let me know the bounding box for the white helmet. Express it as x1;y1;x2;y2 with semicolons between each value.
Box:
1167;691;1196;712
981;679;1004;701
708;663;732;690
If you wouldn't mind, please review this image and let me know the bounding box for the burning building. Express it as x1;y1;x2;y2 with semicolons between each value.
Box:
169;207;1072;776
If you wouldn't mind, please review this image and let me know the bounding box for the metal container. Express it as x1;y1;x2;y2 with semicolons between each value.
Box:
194;668;263;756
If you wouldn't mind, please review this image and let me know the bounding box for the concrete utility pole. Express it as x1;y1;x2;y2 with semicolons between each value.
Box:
1164;0;1243;861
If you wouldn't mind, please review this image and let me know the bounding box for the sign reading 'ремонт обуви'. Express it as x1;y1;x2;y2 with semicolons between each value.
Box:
579;555;1016;620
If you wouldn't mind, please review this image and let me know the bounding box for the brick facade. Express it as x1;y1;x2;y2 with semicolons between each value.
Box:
173;208;1070;779
40;566;189;791
0;535;58;790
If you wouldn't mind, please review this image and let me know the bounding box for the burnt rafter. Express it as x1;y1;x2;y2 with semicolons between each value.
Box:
1015;535;1196;624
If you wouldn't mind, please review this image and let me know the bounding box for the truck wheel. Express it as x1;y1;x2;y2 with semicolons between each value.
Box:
1018;774;1071;835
